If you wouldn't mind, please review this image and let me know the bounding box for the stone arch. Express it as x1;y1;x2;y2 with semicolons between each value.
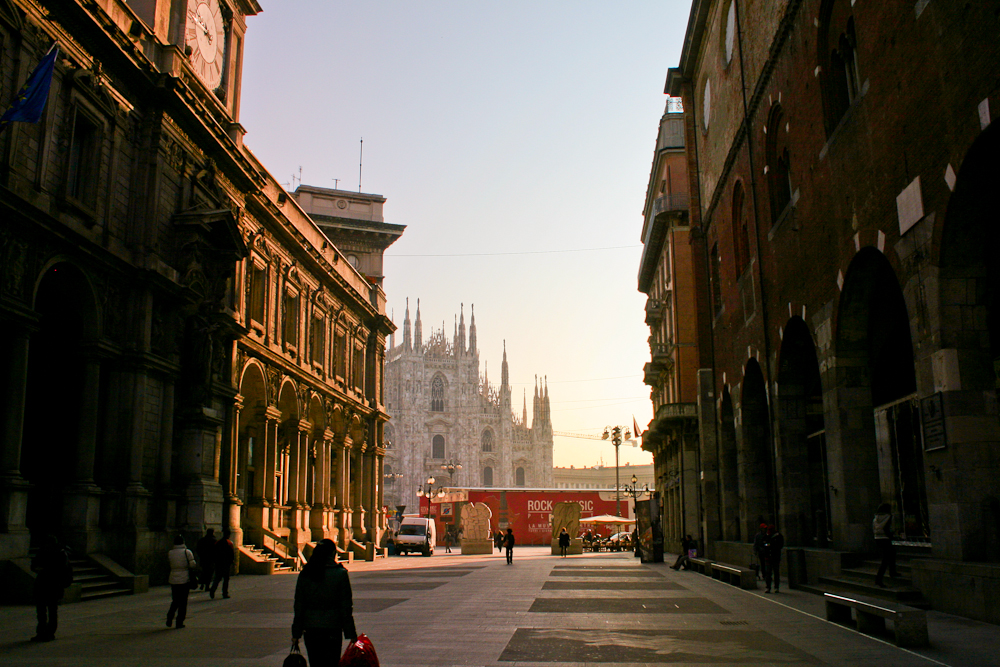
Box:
776;317;830;547
276;379;300;508
833;246;926;549
740;359;774;539
719;386;740;540
935;119;1000;560
237;362;267;503
21;261;101;547
308;394;326;507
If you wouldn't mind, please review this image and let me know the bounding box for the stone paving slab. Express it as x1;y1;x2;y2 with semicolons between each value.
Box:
528;597;729;614
499;627;821;663
542;580;685;590
1;547;999;666
548;569;663;577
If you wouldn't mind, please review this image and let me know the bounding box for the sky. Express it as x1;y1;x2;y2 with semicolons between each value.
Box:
240;1;693;468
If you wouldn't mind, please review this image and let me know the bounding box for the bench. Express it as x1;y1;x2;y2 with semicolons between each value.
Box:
687;556;714;575
824;593;928;648
711;562;758;589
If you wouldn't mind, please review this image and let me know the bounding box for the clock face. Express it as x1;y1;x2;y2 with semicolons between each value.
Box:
186;0;226;89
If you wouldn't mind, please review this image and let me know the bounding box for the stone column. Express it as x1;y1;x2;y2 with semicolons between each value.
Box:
335;438;352;548
288;420;311;549
0;326;31;558
352;444;366;540
225;397;244;547
64;355;102;554
262;406;282;535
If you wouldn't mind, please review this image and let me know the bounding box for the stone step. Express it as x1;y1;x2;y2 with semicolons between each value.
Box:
80;587;133;602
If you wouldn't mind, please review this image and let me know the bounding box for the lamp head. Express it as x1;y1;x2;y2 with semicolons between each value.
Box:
427;476;435;485
631;474;638;485
416;488;424;497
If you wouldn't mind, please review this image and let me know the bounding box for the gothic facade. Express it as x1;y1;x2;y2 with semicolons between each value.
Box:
0;0;393;588
384;302;554;512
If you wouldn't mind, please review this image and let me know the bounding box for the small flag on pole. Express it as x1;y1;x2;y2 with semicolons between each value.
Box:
633;415;641;441
0;45;59;132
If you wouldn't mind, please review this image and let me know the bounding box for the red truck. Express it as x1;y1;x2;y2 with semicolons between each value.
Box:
415;487;629;546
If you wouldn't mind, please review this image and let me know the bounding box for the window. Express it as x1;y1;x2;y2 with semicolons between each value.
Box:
432;435;445;459
431;375;445;412
819;1;861;135
347;254;360;269
702;78;711;130
334;330;346;378
732;182;750;273
282;292;299;348
352;346;364;390
67;109;100;209
515;467;525;487
481;430;493;453
766;105;792;222
248;263;265;324
724;0;737;65
710;243;723;317
310;316;325;365
483;466;493;487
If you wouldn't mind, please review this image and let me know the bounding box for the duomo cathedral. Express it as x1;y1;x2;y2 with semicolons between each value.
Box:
384;301;554;511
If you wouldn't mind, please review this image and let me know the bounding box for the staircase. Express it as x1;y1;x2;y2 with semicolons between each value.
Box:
798;545;931;608
70;556;134;602
240;544;294;574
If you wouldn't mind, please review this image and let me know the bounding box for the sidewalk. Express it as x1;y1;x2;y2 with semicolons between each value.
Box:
1;546;997;666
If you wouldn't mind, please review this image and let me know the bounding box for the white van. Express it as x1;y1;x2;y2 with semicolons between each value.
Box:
395;517;436;556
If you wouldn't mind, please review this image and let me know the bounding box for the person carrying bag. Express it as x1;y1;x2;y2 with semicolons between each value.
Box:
292;539;357;666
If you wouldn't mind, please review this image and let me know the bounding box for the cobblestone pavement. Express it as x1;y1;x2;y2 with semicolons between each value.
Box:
2;547;998;666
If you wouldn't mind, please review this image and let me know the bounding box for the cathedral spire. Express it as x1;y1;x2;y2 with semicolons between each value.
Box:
523;390;528;424
458;303;466;355
390;308;395;349
544;375;551;424
403;298;412;351
468;304;477;355
453;314;458;353
501;340;509;389
414;298;422;351
533;375;540;429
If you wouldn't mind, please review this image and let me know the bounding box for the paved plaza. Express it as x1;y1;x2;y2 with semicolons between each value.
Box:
2;547;998;666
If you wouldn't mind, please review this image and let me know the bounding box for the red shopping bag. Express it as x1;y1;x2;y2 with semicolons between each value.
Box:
339;634;379;667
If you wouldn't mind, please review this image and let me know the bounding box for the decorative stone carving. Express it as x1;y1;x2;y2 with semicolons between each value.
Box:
461;502;493;541
551;501;581;539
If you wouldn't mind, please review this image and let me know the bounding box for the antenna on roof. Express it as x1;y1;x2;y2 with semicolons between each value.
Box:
333;178;340;189
358;138;363;192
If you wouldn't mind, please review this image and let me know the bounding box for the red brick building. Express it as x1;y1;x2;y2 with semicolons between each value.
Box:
661;0;1000;622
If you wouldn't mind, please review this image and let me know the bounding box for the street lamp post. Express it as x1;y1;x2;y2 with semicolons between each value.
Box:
415;476;445;519
602;425;632;516
439;459;462;484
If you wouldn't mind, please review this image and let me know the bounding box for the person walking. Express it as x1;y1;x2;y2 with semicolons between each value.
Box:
209;527;235;599
30;535;72;642
494;530;504;553
292;539;357;667
166;535;196;629
873;503;899;588
504;528;515;564
558;527;570;557
195;528;216;591
764;525;784;593
753;523;768;582
444;528;454;554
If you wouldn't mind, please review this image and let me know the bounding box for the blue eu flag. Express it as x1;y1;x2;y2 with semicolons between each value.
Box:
0;46;59;132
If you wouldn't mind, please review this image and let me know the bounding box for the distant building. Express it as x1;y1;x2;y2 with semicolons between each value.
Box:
553;464;654;491
384;302;554;512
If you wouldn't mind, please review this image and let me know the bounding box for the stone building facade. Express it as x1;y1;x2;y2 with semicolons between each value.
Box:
0;0;393;586
384;302;554;512
654;0;1000;622
637;99;706;554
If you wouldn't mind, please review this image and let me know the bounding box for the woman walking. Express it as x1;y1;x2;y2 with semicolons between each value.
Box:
292;539;358;666
166;535;196;629
504;528;515;564
558;527;570;557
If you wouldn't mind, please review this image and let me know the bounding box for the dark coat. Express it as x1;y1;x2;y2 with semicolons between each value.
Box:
32;544;71;597
504;532;515;548
292;561;354;639
213;538;235;567
558;531;570;547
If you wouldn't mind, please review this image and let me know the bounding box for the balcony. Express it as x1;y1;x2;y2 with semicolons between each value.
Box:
649;342;674;373
643;362;660;386
652;193;689;219
644;298;664;325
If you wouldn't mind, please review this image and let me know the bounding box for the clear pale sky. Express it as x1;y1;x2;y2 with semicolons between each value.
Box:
240;1;692;468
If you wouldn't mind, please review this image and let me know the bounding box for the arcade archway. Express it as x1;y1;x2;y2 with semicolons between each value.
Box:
740;359;775;538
